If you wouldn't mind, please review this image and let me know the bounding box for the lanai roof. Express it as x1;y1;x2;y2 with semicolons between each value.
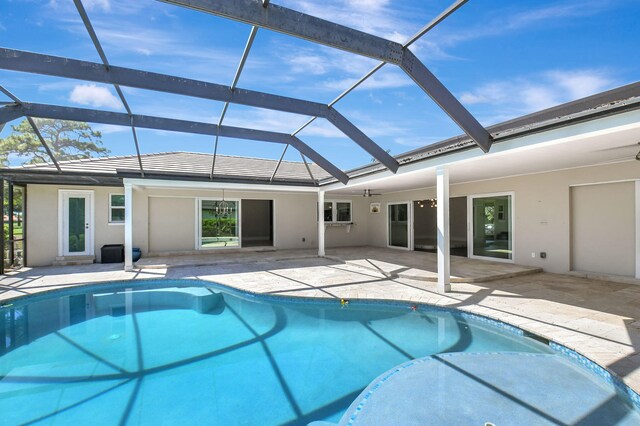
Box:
0;1;638;189
2;80;638;188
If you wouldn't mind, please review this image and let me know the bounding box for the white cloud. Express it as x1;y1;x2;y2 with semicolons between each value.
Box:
49;0;149;15
69;84;122;109
280;0;419;41
323;68;412;91
546;70;613;99
286;54;330;75
223;109;317;135
277;44;415;93
84;0;111;12
460;69;615;121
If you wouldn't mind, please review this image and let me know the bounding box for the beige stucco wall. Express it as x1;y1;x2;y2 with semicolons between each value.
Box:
26;185;367;265
126;187;368;256
26;185;124;266
365;160;639;275
148;197;196;253
23;160;638;274
570;182;636;276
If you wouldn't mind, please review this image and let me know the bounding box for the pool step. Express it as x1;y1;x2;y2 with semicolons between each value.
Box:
92;288;226;315
53;255;95;266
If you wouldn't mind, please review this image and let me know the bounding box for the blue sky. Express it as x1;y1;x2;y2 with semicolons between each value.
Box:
1;0;638;170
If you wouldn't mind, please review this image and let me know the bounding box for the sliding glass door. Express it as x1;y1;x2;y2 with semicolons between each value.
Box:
388;202;411;249
470;194;513;261
199;199;240;249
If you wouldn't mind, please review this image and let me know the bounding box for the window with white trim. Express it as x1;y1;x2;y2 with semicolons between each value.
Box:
109;194;125;223
321;200;352;223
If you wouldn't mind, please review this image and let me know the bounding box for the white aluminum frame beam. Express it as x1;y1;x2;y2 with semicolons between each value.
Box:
73;0;145;175
0;48;398;173
0;104;23;124
213;25;259;177
11;102;349;184
293;0;468;137
300;153;316;183
160;0;402;62
0;87;61;172
158;0;492;152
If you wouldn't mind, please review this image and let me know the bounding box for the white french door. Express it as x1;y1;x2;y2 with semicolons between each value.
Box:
59;190;94;256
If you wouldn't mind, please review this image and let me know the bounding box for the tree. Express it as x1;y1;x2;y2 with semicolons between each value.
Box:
0;119;110;167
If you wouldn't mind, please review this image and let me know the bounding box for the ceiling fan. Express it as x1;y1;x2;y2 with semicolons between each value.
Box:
362;189;381;197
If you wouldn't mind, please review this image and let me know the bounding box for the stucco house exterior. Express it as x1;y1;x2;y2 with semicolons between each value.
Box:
1;83;639;287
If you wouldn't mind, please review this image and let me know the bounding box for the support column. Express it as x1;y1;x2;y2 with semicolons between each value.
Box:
124;182;133;271
318;190;325;257
636;180;640;279
436;166;451;293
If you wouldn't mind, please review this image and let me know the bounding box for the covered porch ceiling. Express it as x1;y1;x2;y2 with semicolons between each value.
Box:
327;107;640;195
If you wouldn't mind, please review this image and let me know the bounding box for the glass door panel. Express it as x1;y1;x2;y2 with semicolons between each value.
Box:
323;202;333;222
388;203;409;248
201;200;239;248
68;197;86;253
472;195;512;260
2;182;26;271
61;191;92;257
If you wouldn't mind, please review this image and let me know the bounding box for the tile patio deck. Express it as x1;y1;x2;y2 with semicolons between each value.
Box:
1;248;640;395
136;246;542;282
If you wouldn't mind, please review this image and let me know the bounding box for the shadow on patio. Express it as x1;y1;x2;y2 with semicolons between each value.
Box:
1;246;640;395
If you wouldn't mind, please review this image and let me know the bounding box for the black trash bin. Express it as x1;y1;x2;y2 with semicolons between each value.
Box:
101;244;125;263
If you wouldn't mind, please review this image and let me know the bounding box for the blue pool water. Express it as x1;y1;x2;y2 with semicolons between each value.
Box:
0;280;638;425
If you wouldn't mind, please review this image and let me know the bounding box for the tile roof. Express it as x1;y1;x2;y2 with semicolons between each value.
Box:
16;151;330;182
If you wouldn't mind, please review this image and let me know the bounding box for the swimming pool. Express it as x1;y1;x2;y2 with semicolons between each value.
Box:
0;279;638;425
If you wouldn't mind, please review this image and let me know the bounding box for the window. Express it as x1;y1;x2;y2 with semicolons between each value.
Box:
321;200;352;223
199;199;239;248
109;194;125;223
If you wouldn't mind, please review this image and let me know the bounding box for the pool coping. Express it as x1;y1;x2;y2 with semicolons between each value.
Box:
2;276;640;414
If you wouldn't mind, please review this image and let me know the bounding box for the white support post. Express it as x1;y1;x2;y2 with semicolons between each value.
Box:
124;182;133;271
636;180;640;279
318;190;325;257
436;166;451;293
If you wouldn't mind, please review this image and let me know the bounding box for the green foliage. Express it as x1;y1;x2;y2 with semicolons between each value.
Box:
484;205;495;223
0;119;109;167
68;234;86;252
2;185;23;214
202;218;237;237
